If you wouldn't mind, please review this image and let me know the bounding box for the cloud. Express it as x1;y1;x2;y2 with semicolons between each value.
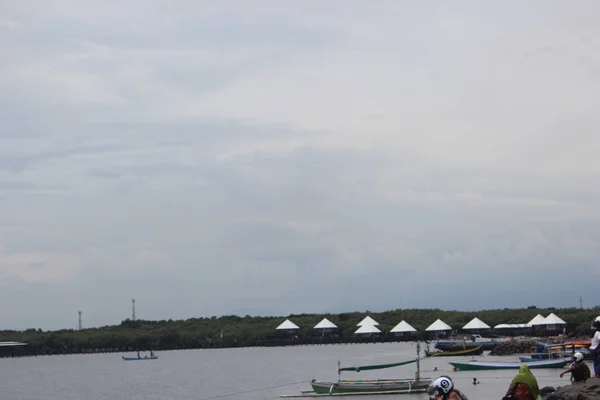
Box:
0;0;599;329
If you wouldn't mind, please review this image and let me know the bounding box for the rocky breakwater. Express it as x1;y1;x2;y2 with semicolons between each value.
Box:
489;339;537;356
541;377;600;400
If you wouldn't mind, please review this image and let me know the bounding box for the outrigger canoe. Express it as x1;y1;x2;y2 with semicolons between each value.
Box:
122;355;158;361
302;343;431;396
449;358;568;371
310;378;430;394
425;345;483;357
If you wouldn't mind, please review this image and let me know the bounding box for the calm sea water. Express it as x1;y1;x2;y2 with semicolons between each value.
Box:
0;342;583;400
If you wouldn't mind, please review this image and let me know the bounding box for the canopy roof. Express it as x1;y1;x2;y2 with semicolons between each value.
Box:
354;324;382;334
0;341;27;347
544;313;566;325
494;323;529;329
357;316;379;326
462;317;491;330
276;319;300;330
313;318;338;329
527;314;547;326
390;320;417;333
425;319;452;331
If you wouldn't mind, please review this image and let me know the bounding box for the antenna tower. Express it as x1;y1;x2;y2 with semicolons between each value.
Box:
580;296;583;309
78;310;82;330
132;298;136;321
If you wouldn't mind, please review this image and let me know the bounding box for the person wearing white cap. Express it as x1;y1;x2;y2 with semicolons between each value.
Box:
590;316;600;378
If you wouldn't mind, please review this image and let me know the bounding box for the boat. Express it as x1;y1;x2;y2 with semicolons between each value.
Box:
434;335;498;351
449;358;568;371
296;343;431;396
425;345;483;357
310;378;430;394
122;352;158;361
122;355;158;360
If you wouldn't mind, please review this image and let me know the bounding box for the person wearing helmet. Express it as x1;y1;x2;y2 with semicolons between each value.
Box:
560;352;591;383
427;376;468;400
590;317;600;378
502;364;540;400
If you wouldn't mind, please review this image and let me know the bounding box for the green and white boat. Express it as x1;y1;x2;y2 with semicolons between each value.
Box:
306;343;431;395
449;358;568;371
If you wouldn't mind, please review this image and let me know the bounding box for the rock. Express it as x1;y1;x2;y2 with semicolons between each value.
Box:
541;386;556;395
541;378;600;400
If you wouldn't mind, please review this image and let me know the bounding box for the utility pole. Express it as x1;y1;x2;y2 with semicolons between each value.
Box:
580;296;583;309
78;310;82;330
132;298;136;321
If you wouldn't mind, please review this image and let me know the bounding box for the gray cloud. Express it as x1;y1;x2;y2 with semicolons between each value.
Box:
0;0;599;330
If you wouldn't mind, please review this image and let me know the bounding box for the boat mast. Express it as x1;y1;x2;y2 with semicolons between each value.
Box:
416;341;421;381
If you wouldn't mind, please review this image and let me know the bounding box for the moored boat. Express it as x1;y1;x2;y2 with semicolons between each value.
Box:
304;343;431;396
425;345;483;357
122;355;158;360
310;378;430;394
449;358;568;371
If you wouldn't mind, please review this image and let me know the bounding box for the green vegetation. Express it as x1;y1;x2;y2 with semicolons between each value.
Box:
1;306;598;356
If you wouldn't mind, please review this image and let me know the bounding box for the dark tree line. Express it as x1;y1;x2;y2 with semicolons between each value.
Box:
1;306;598;357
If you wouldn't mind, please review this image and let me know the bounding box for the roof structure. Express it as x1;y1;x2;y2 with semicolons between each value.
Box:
276;319;300;330
357;316;379;326
313;318;338;329
390;320;417;333
544;313;566;325
354;324;382;334
527;314;547;326
425;319;452;331
494;323;529;329
0;341;27;347
462;317;491;330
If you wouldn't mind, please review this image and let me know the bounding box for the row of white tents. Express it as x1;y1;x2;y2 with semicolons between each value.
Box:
275;313;568;334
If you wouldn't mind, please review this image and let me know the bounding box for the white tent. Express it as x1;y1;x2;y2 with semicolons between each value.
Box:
527;314;547;327
390;320;417;333
276;319;299;330
544;313;567;330
544;313;566;325
355;324;382;334
313;318;338;329
357;316;379;326
494;323;528;329
462;317;491;330
425;319;452;331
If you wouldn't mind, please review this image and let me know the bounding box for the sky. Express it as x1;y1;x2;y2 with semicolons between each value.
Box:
1;0;599;331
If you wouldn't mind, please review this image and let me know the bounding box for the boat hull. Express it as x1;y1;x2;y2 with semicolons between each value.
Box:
435;341;498;351
122;356;158;361
310;379;431;394
426;345;483;357
449;359;567;371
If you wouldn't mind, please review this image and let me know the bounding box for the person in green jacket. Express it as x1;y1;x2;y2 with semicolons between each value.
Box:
502;364;540;400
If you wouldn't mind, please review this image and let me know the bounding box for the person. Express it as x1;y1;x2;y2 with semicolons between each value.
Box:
502;364;540;400
427;376;468;400
560;352;591;383
590;316;600;378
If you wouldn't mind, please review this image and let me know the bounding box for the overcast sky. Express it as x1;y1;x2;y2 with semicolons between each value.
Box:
1;1;599;330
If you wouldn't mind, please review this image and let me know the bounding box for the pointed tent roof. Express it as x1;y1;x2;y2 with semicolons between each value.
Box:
354;324;382;334
462;317;491;330
544;313;566;325
390;320;417;333
313;318;338;329
276;319;299;330
527;314;546;326
357;316;379;326
425;319;452;331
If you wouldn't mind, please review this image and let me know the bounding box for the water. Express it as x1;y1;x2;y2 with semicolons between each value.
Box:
0;342;576;399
